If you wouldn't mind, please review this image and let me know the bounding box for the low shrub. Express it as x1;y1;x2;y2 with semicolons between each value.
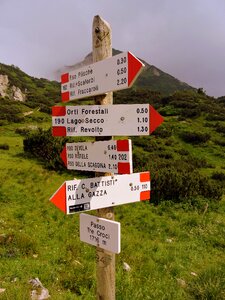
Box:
211;171;225;181
23;128;67;170
15;128;31;136
180;131;211;144
215;123;225;135
214;139;225;147
0;143;9;150
180;108;201;118
150;167;223;204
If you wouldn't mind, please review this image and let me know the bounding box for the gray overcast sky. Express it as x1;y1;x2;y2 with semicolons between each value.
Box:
0;0;225;97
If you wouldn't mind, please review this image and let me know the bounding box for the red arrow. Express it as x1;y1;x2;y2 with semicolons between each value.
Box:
128;52;143;87
150;106;164;134
50;183;66;214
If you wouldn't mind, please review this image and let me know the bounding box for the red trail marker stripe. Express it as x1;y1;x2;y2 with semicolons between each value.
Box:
62;91;70;102
61;73;69;84
140;191;150;201
140;172;150;182
116;140;130;151
52;106;66;116
118;162;131;174
52;127;67;137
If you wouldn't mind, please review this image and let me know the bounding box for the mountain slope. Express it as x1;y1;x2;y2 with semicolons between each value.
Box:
0;63;60;107
135;62;195;95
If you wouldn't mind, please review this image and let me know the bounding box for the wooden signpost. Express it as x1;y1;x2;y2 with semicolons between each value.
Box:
49;14;164;300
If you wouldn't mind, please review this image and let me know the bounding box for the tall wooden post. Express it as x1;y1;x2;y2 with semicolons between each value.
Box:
92;15;115;300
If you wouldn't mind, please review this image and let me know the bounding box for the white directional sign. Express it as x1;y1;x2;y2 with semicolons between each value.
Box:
52;104;163;137
50;172;150;214
61;51;144;102
61;140;133;174
80;213;121;253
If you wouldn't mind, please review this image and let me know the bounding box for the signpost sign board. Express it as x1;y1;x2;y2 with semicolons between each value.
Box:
61;51;144;102
50;172;150;214
60;139;133;174
80;213;121;254
52;104;163;137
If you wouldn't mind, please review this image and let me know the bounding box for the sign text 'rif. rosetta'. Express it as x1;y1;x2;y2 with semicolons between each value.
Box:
61;139;133;174
61;51;144;102
52;104;163;137
50;172;150;214
80;213;121;254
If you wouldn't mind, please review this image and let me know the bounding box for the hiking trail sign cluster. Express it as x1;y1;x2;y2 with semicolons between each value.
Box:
49;16;163;299
50;16;163;264
50;50;163;219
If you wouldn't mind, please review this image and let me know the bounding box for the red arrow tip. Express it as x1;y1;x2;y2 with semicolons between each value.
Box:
60;145;67;167
50;183;66;214
150;106;164;134
128;52;144;87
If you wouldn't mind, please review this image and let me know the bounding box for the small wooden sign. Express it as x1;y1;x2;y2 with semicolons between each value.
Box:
80;213;121;253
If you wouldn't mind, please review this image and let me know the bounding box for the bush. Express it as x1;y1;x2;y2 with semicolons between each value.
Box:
15;128;31;136
215;123;225;134
206;114;225;121
152;125;172;138
23;128;67;170
180;131;211;144
0;143;9;150
180;108;201;118
39;104;51;114
150;167;223;204
211;172;225;181
214;139;225;147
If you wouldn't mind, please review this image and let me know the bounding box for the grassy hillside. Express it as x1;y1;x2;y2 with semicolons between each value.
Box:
0;63;225;299
0;63;60;110
0;122;225;299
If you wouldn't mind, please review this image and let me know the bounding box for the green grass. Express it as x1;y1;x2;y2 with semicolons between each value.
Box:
0;105;225;299
2;58;225;298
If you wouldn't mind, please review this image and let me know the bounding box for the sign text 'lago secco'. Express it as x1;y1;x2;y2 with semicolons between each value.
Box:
52;104;164;137
61;140;133;174
61;52;144;101
50;172;150;214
